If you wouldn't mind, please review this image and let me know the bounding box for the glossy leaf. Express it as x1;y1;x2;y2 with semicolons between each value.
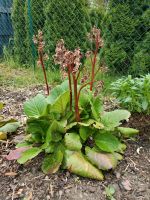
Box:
50;91;70;114
0;122;20;133
42;151;63;174
46;120;65;143
90;97;103;120
47;80;69;104
17;147;42;164
79;126;91;141
95;132;121;153
64;133;82;151
86;147;118;170
24;94;48;118
64;150;103;180
6;147;30;160
118;127;139;138
101;110;131;131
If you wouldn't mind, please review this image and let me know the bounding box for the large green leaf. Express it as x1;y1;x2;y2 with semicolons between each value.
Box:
42;150;63;174
64;133;82;151
101;110;131;131
86;147;118;170
64;150;103;180
17;147;42;164
24;94;48;118
0;122;20;133
47;80;69;104
0;119;17;128
50;91;70;114
79;126;91;141
90;97;103;120
27;118;50;142
95;132;121;153
118;127;139;138
46;120;65;143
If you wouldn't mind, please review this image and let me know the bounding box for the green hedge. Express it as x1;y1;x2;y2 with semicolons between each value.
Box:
12;0;27;64
44;0;89;68
103;0;149;75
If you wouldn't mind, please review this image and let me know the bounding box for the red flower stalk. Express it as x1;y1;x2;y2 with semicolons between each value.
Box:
87;26;104;91
54;40;82;119
33;30;50;95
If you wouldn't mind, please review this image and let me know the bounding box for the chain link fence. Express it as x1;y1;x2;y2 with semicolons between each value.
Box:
1;0;150;75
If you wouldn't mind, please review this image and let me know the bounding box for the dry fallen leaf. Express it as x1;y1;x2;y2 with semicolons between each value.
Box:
5;172;17;176
137;147;143;155
23;191;33;200
0;132;7;140
122;180;132;191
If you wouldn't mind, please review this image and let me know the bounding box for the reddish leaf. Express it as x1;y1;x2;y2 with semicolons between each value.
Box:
6;147;30;160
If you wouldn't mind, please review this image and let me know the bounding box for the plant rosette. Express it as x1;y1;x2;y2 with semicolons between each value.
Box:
7;81;139;180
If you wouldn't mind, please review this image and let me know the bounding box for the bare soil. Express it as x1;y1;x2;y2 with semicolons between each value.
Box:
0;86;150;200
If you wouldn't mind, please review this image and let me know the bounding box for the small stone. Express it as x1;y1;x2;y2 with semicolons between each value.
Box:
46;195;51;200
116;172;121;179
89;186;96;193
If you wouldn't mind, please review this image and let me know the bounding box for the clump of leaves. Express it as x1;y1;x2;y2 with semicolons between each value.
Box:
111;74;150;114
0;103;20;140
7;27;139;180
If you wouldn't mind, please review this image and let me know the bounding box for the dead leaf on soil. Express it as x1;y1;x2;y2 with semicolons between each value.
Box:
122;180;132;191
5;172;17;176
0;132;7;140
23;191;33;200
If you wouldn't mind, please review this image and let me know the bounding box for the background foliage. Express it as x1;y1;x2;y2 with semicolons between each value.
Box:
2;0;150;75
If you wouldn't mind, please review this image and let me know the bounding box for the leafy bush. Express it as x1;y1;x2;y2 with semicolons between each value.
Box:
25;0;46;64
44;0;89;67
11;0;27;64
7;28;139;181
103;0;149;74
111;74;150;114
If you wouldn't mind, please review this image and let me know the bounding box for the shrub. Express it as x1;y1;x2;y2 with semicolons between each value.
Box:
11;0;27;64
111;74;150;114
103;0;149;74
25;0;46;64
44;0;89;67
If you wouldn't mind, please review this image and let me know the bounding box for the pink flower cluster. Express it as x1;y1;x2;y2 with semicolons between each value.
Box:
87;26;104;48
54;39;82;74
33;30;49;66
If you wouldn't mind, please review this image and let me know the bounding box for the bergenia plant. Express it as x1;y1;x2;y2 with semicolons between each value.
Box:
7;27;139;181
33;30;50;95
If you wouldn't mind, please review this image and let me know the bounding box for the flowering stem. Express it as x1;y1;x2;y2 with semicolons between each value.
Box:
90;36;99;91
68;65;72;111
39;52;50;95
72;74;80;122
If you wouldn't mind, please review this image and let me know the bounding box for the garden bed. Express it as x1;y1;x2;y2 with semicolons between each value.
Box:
0;86;149;200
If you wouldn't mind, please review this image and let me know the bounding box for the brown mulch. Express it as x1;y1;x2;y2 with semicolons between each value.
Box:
0;86;150;200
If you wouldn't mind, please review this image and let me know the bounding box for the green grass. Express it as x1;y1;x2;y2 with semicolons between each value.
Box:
0;58;120;94
0;63;61;89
